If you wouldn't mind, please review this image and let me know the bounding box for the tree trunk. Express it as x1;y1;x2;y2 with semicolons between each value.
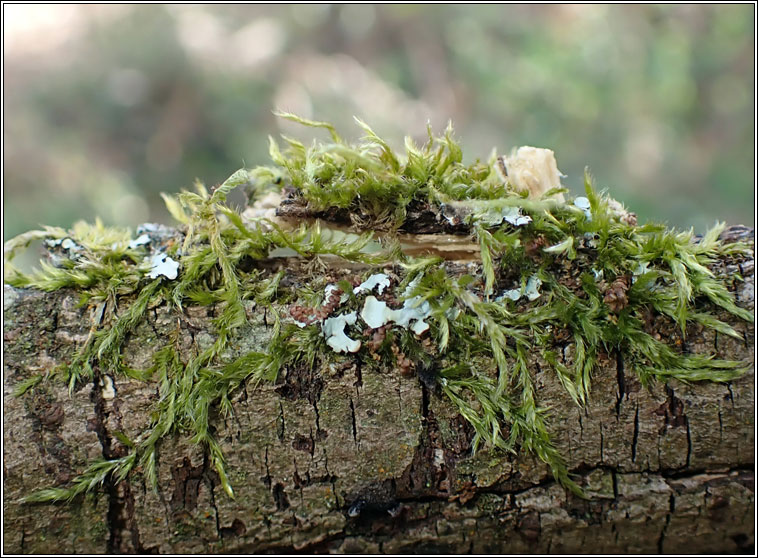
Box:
3;228;754;555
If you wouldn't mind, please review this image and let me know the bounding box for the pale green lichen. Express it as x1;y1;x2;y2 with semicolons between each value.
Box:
5;114;753;503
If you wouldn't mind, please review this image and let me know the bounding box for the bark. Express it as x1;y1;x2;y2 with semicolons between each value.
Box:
3;228;754;554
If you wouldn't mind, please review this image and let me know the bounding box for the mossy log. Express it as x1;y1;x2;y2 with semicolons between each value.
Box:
3;227;754;555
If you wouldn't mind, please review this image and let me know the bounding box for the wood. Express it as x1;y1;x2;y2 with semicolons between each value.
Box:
3;227;754;554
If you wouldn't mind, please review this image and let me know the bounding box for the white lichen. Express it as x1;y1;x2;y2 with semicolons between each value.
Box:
410;319;430;335
524;275;543;301
504;210;533;228
496;274;542;302
361;296;391;329
359;294;431;335
574;196;592;219
497;288;522;302
322;311;361;353
60;238;81;252
353;273;391;295
397;277;432;332
128;234;151;249
147;253;180;280
392;298;432;332
476;205;532;227
137;223;160;233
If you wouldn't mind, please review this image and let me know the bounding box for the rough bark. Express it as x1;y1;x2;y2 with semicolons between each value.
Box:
3;229;754;554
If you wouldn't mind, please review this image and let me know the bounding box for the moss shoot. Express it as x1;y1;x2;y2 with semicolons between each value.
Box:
5;113;753;503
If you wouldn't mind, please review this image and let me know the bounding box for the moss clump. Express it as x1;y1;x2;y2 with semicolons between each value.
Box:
5;114;752;502
261;112;508;229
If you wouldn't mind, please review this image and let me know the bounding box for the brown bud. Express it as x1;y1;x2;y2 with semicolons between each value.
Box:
621;212;637;226
604;276;630;313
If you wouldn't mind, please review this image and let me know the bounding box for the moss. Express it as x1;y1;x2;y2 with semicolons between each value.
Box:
4;115;753;502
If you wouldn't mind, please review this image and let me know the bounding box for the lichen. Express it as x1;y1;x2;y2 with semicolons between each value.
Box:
4;114;753;504
353;273;391;295
322;311;361;353
146;253;179;280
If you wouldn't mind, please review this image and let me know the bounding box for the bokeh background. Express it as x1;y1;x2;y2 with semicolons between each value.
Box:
3;4;755;241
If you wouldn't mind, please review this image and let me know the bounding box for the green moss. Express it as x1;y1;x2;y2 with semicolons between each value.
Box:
5;115;752;503
263;112;508;230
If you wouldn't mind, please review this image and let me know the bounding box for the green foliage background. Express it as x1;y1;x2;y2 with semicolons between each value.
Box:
3;4;755;239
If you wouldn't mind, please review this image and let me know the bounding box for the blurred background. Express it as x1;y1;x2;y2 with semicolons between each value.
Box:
3;4;755;241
